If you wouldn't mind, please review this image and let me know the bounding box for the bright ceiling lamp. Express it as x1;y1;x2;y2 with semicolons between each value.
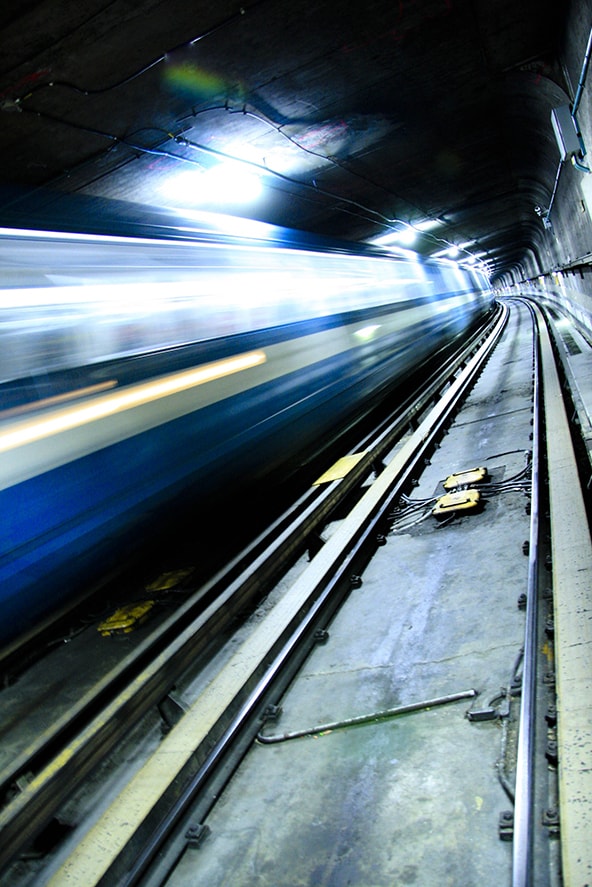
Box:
397;227;417;246
160;163;263;207
370;218;443;249
370;226;416;247
415;219;444;233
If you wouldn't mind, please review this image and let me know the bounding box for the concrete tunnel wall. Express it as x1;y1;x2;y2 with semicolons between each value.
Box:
522;0;592;337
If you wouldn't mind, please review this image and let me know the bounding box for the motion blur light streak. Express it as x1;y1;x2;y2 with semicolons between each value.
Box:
0;350;267;454
0;223;492;644
354;325;381;341
0;381;118;420
175;209;279;238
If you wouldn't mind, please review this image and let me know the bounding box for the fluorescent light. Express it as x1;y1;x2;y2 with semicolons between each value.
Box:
160;163;263;207
370;226;416;247
398;228;417;246
415;219;444;232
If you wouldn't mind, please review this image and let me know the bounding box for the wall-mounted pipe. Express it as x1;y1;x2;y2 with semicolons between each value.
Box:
572;25;592;118
539;27;592;226
571;25;592;171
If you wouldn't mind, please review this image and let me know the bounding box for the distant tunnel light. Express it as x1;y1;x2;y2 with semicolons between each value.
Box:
0;351;267;455
160;164;263;207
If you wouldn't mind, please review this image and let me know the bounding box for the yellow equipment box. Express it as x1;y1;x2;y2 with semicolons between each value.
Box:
98;600;155;636
145;568;193;592
443;467;488;489
432;489;481;518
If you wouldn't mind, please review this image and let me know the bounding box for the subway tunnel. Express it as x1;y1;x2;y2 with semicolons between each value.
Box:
0;0;592;685
1;4;592;886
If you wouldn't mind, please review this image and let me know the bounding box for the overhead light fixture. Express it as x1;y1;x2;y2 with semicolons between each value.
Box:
369;225;417;247
398;227;417;246
415;219;444;232
159;163;263;208
430;244;463;259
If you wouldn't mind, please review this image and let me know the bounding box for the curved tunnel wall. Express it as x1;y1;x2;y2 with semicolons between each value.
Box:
500;1;592;337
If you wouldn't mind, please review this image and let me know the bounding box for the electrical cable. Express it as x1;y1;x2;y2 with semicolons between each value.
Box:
10;1;440;247
6;72;473;252
13;102;421;233
7;4;264;101
177;102;474;253
3;15;486;260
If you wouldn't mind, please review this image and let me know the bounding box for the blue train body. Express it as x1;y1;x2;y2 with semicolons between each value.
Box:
0;224;493;645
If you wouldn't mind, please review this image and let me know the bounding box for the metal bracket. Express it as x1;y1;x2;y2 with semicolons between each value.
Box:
260;703;282;724
466;707;498;722
158;692;188;734
185;823;210;848
307;532;325;560
542;808;560;835
545;739;558;766
499;810;514;841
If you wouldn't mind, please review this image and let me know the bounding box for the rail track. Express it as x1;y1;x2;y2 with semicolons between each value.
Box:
1;298;591;887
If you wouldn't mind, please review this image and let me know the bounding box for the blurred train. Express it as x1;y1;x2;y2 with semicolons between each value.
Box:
0;220;494;645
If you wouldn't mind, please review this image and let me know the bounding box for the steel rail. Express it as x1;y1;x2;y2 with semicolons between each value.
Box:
511;300;542;887
534;303;592;887
45;303;509;887
0;307;504;874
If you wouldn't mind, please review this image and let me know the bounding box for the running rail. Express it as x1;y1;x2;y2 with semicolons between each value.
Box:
511;302;541;887
536;304;592;887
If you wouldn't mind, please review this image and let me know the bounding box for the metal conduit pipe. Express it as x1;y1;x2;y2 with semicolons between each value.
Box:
571;25;592;172
572;25;592;118
546;25;592;218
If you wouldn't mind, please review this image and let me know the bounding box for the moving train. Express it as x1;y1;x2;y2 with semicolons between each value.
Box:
0;220;494;645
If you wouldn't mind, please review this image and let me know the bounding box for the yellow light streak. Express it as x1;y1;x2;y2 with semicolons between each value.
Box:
0;350;266;455
0;380;118;420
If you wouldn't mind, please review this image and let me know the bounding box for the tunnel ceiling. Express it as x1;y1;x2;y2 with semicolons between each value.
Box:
0;0;570;278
